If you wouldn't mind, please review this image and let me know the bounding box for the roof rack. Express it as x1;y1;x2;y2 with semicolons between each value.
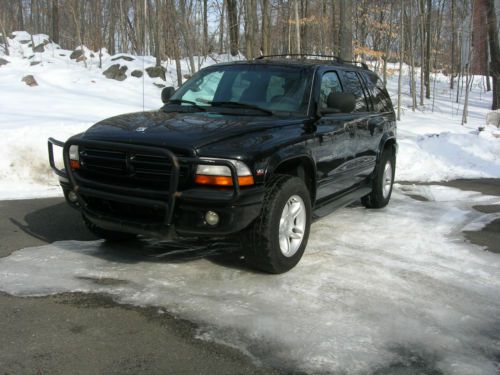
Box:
255;54;369;70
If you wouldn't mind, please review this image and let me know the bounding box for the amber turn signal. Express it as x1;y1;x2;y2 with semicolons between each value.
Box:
195;174;254;187
70;160;81;169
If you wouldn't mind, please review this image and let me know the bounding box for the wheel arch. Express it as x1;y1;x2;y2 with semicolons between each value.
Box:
266;154;317;204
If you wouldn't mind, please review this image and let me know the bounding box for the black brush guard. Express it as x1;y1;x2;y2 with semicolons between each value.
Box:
48;137;242;230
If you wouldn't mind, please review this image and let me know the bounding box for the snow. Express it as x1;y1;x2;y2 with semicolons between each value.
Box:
0;185;499;374
1;34;499;199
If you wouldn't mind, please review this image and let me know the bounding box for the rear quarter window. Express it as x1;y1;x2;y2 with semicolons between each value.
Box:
341;71;369;112
363;73;393;113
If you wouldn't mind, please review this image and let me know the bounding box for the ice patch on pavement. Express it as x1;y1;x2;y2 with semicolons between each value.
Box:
0;186;499;374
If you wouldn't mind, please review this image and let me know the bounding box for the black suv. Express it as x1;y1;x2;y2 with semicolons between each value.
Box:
48;55;396;274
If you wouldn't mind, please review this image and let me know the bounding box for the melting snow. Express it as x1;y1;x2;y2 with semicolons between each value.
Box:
0;185;499;374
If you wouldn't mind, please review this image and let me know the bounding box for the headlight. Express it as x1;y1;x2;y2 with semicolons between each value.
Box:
195;158;254;186
69;145;79;161
68;145;80;169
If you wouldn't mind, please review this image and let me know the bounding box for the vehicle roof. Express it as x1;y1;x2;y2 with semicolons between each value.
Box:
210;57;372;73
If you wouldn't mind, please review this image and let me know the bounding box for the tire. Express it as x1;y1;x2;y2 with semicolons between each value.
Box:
361;148;395;209
243;175;312;274
83;216;138;241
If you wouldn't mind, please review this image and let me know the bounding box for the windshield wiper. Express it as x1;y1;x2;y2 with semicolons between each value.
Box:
167;99;206;111
206;101;273;115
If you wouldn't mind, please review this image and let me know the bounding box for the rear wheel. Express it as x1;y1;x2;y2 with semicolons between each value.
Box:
83;216;138;241
243;175;311;274
362;148;395;209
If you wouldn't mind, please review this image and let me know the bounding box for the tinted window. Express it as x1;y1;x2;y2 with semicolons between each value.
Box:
319;71;342;109
172;65;313;115
363;72;393;112
341;71;369;112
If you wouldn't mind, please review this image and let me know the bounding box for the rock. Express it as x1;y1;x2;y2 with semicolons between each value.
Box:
131;70;143;78
486;110;500;128
19;40;30;44
145;66;166;81
153;83;166;88
30;61;41;66
183;74;192;80
103;64;128;81
90;52;95;58
0;58;9;67
70;49;84;60
59;54;66;57
33;43;45;53
22;75;38;87
76;55;87;62
112;55;134;62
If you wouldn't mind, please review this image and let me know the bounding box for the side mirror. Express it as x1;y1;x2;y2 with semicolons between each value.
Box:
161;86;176;103
323;92;356;114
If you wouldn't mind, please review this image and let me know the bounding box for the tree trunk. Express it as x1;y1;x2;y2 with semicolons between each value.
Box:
425;0;431;99
485;0;500;109
450;0;455;89
293;0;300;54
261;0;271;55
219;0;225;53
50;0;59;43
203;0;208;54
17;0;24;31
226;0;239;56
339;0;352;61
397;0;404;121
419;0;425;105
409;1;417;111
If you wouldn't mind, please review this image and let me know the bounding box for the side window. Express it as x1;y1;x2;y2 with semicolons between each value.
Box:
363;72;392;112
341;71;369;112
375;78;393;112
319;71;342;109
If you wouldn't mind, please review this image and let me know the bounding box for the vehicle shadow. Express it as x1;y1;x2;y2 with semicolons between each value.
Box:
11;199;259;273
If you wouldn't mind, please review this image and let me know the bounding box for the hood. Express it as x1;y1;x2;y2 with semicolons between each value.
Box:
82;110;304;152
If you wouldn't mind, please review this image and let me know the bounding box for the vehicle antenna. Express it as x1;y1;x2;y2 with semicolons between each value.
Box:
142;0;146;112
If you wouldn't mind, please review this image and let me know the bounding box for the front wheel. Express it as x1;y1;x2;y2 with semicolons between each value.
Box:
242;175;312;274
362;148;395;209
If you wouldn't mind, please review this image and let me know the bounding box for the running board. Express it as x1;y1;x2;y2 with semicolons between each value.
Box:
312;187;371;220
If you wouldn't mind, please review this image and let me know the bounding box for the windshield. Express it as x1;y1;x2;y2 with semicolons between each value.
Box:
169;64;313;115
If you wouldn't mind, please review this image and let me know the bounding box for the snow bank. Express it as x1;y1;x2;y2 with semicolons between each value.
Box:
0;32;499;199
0;185;499;374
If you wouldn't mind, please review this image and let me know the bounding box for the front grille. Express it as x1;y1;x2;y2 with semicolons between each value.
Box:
77;147;191;191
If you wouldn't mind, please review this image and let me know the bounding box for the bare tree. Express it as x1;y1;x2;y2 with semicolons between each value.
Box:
397;0;404;121
339;0;353;61
226;0;239;56
485;0;500;109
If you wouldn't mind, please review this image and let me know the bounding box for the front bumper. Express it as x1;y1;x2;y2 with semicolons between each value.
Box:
50;138;264;238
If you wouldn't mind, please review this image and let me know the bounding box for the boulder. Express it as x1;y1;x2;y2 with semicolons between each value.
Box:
486;110;500;128
76;55;87;62
103;64;128;81
131;70;143;78
70;49;84;60
33;43;45;53
145;66;166;81
153;83;166;88
30;61;41;66
112;55;134;62
0;58;9;67
22;75;38;87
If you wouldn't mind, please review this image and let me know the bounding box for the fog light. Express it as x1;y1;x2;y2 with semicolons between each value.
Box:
205;211;219;226
68;191;78;203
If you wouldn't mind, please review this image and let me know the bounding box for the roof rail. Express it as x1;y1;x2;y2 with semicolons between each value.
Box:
342;60;369;70
255;54;369;70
